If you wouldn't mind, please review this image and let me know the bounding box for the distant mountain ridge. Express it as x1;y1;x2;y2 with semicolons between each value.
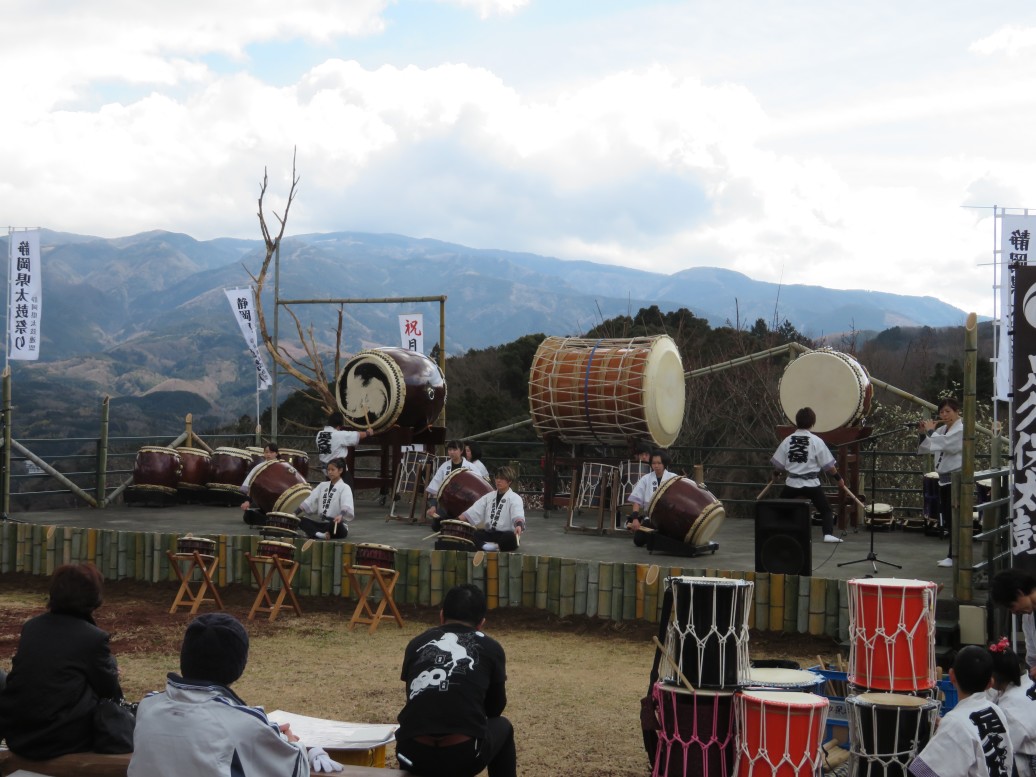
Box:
0;229;968;434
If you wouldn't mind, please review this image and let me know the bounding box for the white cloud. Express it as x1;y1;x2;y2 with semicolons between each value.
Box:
971;25;1036;57
434;0;529;19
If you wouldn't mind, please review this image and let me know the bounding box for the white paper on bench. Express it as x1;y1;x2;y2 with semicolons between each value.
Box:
268;710;397;750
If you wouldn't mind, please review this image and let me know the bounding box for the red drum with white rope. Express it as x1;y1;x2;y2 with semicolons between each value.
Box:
735;691;828;777
778;349;872;433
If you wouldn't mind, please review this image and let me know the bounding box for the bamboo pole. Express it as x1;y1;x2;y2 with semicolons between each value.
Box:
769;573;785;632
12;440;98;508
684;342;809;379
96;396;109;508
2;367;11;518
755;573;770;631
958;312;978;602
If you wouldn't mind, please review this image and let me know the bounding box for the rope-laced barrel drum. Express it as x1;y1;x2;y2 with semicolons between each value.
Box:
247;460;312;515
846;693;939;777
436;519;477;551
528;335;685;447
663;576;752;690
576;462;618;509
177;536;216;557
132;446;183;495
847;578;937;693
354;543;397;570
778;348;872;433
735;691;828;777
336;347;446;433
255;540;296;563
437;468;493;519
648;478;726;547
207;447;254;495
176;447;211;492
278;449;310;480
652;684;736;777
394;450;436;497
742;668;825;694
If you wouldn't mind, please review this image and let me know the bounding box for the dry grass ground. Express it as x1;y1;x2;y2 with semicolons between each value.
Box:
0;574;839;776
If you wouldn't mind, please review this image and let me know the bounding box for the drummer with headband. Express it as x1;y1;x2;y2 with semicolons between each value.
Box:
626;449;679;545
239;443;279;527
770;407;844;544
457;466;526;552
316;411;375;488
425;440;475;529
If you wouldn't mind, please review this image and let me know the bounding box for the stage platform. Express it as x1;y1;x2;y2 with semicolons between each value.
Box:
9;494;964;586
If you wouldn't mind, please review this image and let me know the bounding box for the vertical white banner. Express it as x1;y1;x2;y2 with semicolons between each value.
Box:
224;288;272;389
8;229;42;361
996;214;1036;400
399;313;424;353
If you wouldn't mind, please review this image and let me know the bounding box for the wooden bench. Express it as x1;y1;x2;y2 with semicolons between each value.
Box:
0;749;407;776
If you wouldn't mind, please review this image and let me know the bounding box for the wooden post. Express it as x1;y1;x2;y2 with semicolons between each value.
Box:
2;367;10;518
958;312;978;602
96;396;109;508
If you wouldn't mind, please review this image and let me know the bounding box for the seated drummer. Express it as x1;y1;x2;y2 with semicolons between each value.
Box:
239;443;279;526
296;458;353;540
458;466;525;552
425;440;474;529
626;449;678;543
129;613;344;776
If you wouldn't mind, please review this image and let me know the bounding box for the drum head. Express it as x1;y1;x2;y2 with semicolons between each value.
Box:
740;690;827;707
688;502;726;546
746;668;823;689
357;542;397;552
854;692;933;708
866;503;894;516
779;349;870;432
643;337;686;447
336;347;446;432
272;484;312;515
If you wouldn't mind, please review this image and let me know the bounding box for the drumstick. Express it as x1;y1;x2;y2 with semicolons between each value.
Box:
839;481;866;510
422;532;441;541
652;636;695;693
756;476;776;500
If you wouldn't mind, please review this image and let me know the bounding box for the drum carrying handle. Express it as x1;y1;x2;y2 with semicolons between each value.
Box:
583;340;604;444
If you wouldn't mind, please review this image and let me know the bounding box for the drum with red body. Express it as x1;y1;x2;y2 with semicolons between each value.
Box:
735;691;828;777
437;519;477;551
437;468;494;519
248;460;311;515
133;446;183;495
177;536;216;557
648;477;726;547
278;448;310;480
652;684;736;777
336;347;447;433
847;578;937;693
354;543;397;570
256;540;296;562
176;447;212;492
264;511;301;535
207;447;254;494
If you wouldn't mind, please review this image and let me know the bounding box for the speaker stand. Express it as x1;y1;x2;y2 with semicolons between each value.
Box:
837;425;903;575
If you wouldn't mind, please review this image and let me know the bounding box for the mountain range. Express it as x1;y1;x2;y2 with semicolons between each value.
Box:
0;229;970;435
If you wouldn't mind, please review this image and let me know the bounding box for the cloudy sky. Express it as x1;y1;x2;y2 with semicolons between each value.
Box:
4;1;1035;318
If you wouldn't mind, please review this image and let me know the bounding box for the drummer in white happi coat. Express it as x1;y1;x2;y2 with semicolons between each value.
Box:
626;450;679;535
459;466;526;552
425;440;475;526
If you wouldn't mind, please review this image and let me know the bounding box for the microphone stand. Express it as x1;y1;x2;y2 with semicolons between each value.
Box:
837;425;908;575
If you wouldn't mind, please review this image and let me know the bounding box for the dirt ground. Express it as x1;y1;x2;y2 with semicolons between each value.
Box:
0;574;841;776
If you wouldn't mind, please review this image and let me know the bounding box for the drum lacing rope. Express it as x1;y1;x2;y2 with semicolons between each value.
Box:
847;583;936;692
652;682;735;777
583;339;605;445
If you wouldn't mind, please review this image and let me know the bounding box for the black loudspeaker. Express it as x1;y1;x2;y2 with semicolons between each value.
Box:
755;499;812;576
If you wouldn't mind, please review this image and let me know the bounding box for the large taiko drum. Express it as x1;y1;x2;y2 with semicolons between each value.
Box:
735;691;828;777
437;468;493;519
847;693;939;777
278;448;310;480
248;460;312;515
176;447;211;492
648;477;726;547
663;576;752;690
778;349;872;433
207;447;254;494
652;684;736;777
133;446;183;495
847;578;936;693
336;347;446;433
528;335;685;447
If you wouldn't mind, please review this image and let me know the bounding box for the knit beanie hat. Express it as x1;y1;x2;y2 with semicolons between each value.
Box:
179;613;249;686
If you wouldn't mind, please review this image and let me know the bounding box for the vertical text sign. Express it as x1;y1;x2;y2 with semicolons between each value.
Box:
8;229;42;361
399;313;424;353
224;288;272;389
1012;264;1036;568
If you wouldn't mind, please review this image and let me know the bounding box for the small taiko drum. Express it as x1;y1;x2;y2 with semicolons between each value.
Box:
256;540;296;562
133;446;183;495
528;335;685;447
735;691;828;777
207;447;254;494
663;576;752;690
864;503;895;529
264;511;301;535
175;447;211;492
847;578;937;693
652;684;736;777
847;693;939;777
778;348;872;433
354;543;397;570
437;519;476;551
248;460;312;515
278;448;310;480
649;477;726;547
177;536;216;557
437;468;493;519
743;668;825;694
336;347;447;433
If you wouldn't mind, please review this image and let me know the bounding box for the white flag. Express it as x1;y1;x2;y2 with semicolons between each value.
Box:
8;229;42;361
224;288;272;389
996;214;1036;400
399;313;424;353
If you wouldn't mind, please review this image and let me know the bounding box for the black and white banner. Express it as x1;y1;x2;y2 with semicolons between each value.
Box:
1011;264;1036;568
224;288;272;389
8;229;42;361
997;214;1036;400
